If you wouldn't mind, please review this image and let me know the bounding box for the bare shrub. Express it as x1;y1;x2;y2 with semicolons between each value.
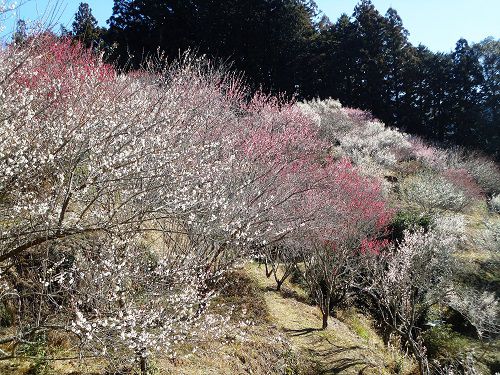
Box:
446;287;499;339
399;173;469;212
365;228;459;375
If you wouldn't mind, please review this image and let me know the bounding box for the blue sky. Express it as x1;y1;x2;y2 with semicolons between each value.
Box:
2;0;499;52
317;0;499;52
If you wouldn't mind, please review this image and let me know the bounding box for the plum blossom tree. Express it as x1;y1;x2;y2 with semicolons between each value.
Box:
262;244;300;291
0;32;396;369
291;158;392;329
8;21;495;374
446;287;499;339
399;172;470;213
364;228;459;375
0;36;274;368
489;194;500;213
298;98;412;174
0;1;17;32
241;98;394;328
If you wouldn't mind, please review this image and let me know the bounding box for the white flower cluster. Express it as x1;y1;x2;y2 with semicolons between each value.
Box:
298;98;412;174
384;228;457;294
446;288;499;338
431;213;468;246
62;236;232;360
471;219;500;253
489;194;500;213
1;38;383;364
365;227;460;372
399;172;469;212
0;1;16;32
0;40;280;362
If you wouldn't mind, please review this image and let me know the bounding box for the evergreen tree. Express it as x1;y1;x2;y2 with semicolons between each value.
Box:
382;8;411;126
72;2;102;48
350;0;388;117
398;45;429;135
474;38;500;157
315;13;357;103
13;19;27;45
60;24;72;38
102;0;498;158
107;0;318;94
450;39;484;146
419;49;454;142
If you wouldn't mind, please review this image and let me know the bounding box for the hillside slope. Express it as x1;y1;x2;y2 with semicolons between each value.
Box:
141;262;415;374
2;261;416;375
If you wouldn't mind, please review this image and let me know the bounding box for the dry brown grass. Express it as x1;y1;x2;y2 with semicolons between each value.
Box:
244;262;416;375
0;262;416;375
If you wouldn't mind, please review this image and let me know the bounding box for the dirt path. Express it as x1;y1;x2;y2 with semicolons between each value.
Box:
245;263;414;375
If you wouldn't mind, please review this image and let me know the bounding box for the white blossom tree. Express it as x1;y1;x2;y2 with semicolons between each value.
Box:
0;36;282;369
364;228;459;375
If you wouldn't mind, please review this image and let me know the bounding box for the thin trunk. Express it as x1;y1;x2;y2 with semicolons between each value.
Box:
416;352;429;375
406;334;429;375
274;270;284;291
265;261;273;278
139;352;147;374
321;294;331;330
322;310;328;330
321;297;330;330
276;278;283;291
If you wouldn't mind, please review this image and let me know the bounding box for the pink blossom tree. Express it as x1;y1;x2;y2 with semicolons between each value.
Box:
295;159;392;329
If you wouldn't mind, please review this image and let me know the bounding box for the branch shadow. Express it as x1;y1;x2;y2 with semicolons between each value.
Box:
263;285;311;304
283;327;322;336
299;339;377;374
321;359;377;374
314;344;363;357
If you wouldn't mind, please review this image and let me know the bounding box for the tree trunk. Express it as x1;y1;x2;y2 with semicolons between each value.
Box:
406;335;429;375
139;351;147;374
321;294;331;330
276;280;283;291
416;353;429;375
321;309;329;330
265;261;273;278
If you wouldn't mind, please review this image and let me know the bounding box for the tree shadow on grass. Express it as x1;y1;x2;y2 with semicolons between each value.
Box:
264;284;311;304
317;346;379;374
283;327;322;336
314;345;377;374
289;335;376;374
322;359;378;374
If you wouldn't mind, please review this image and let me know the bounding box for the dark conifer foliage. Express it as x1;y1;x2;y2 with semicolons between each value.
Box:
106;0;318;94
13;19;28;45
72;3;106;48
74;0;499;158
474;38;500;155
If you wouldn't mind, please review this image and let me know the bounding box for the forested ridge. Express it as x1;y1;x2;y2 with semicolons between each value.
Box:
52;0;500;158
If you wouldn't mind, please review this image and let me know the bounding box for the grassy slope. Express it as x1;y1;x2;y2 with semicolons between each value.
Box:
3;200;497;375
2;208;497;375
243;263;415;375
1;262;415;375
152;262;415;375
